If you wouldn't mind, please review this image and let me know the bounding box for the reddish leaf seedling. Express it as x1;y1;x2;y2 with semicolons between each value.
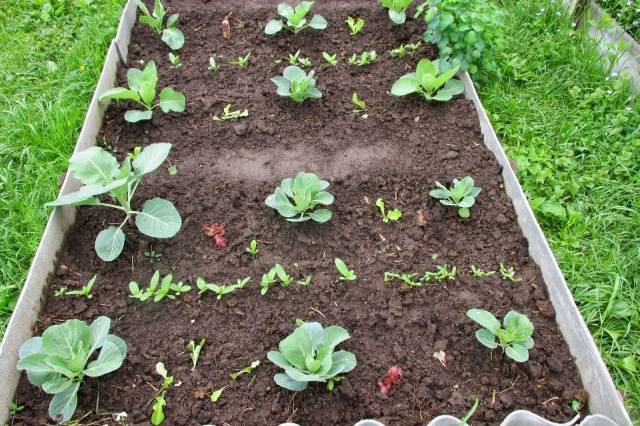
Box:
378;366;403;394
203;223;229;249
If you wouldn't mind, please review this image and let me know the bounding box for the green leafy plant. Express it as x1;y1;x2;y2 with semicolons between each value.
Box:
390;41;421;58
423;264;457;282
274;263;293;286
297;275;313;286
129;271;191;302
470;265;495;277
322;51;338;65
380;0;414;24
9;401;24;416
335;258;356;282
384;272;420;287
246;239;259;261
267;322;356;391
499;263;521;283
429;176;481;218
55;274;97;298
264;1;327;35
45;144;182;261
345;16;364;35
186;338;205;371
151;362;174;425
279;50;312;67
145;249;163;263
265;172;333;222
230;52;251;68
197;277;250;299
135;0;184;50
348;50;378;66
98;61;185;122
212;103;249;121
351;91;367;112
210;386;226;403
208;54;220;72
230;360;260;380
466;309;534;362
570;399;582;413
271;66;322;103
460;398;479;425
391;58;464;102
260;267;278;295
17;316;127;422
167;52;181;68
375;197;402;223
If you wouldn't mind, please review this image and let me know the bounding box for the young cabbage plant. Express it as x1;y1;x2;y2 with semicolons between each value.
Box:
322;51;338;65
197;277;250;299
391;58;463;102
466;309;534;362
429;176;481;218
98;61;185;122
375;197;402;223
380;0;414;24
135;0;185;50
265;1;327;35
129;271;191;302
17;317;127;422
267;322;356;391
271;66;322;103
265;172;333;222
348;50;378;66
335;258;356;282
45;144;182;261
345;16;365;35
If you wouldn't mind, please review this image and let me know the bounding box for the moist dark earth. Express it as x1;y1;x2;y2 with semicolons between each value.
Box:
13;0;588;424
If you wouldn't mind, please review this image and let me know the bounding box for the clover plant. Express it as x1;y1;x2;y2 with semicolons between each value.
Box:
380;0;414;24
135;0;184;50
322;51;338;65
98;61;185;122
267;322;356;391
212;104;249;121
391;58;464;102
429;176;481;218
271;66;322;103
197;276;250;299
346;16;364;35
17;316;127;422
46;144;182;261
265;1;327;35
375;197;402;223
348;50;378;66
265;172;333;222
129;271;191;302
467;309;534;362
335;258;356;282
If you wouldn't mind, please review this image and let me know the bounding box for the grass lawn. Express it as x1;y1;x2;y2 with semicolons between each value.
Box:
478;0;640;419
0;0;124;336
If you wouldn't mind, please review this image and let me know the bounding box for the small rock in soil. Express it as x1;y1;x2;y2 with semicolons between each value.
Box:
233;123;248;136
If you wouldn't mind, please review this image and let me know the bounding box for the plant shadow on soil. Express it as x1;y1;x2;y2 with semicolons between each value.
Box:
13;0;588;425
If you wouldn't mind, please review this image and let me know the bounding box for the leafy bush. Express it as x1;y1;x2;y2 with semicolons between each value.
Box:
271;66;322;103
45;144;182;261
429;176;481;218
134;0;184;50
98;61;185;122
467;309;534;362
17;317;127;422
391;58;464;102
380;0;414;24
416;0;505;75
265;1;327;34
267;322;356;391
265;172;333;222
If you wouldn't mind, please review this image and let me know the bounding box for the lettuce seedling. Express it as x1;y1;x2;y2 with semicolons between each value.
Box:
265;1;327;35
348;50;378;66
246;239;259;261
322;51;338;65
265;172;333;222
279;50;312;67
230;360;260;380
151;362;174;425
375;197;402;223
212;104;249;121
267;322;356;391
391;58;464;102
499;263;522;283
208;54;220;72
274;263;294;286
135;0;184;50
230;52;251;68
429;176;481;218
98;61;185;122
17;316;127;422
470;265;495;277
466;309;535;362
351;91;366;112
271;66;322;103
390;41;421;58
260;267;278;295
422;264;457;282
167;52;181;68
345;16;364;35
186;338;206;371
129;271;191;302
380;0;414;24
197;276;250;299
384;272;420;287
45;144;181;261
57;274;97;298
335;258;356;282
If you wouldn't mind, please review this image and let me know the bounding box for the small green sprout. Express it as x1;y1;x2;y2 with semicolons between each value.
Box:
297;274;313;286
230;360;260;380
352;91;367;112
246;239;259;261
345;16;364;35
212;103;249;121
197;277;250;299
470;265;495;277
135;0;184;50
274;263;293;286
260;267;278;295
54;286;67;296
375;197;402;223
429;176;481;218
390;41;421;58
145;250;163;263
208;54;220;72
322;51;338;65
264;1;327;35
230;52;251;68
423;264;457;282
280;49;312;67
327;375;345;391
271;66;322;103
129;271;191;302
460;398;479;425
384;272;420;287
391;58;464;102
167;165;177;175
56;274;97;298
499;263;522;283
348;50;378;66
210;386;226;403
467;309;535;362
168;52;181;68
379;0;414;24
186;338;206;371
9;402;24;416
151;362;174;425
335;258;356;282
570;399;582;413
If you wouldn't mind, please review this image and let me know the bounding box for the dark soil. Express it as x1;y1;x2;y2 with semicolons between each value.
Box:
13;0;588;425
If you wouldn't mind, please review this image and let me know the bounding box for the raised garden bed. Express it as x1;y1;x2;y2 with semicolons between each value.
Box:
1;0;631;425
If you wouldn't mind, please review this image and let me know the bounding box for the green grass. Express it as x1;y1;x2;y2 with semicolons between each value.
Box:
0;0;124;336
478;0;640;419
596;0;640;39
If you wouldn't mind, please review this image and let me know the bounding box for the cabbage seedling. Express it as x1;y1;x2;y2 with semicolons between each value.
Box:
322;51;338;65
391;58;464;102
351;91;366;112
466;309;534;362
246;239;259;261
375;197;402;223
151;362;174;425
265;172;333;222
470;265;495;277
268;322;356;391
197;276;250;299
346;16;364;35
271;66;322;103
129;271;191;302
335;258;356;282
17;317;127;422
379;0;414;24
135;0;184;50
167;52;181;68
230;52;251;68
186;338;205;371
348;50;378;66
212;103;249;121
499;263;521;283
230;360;260;380
265;1;327;35
208;54;220;72
98;61;185;122
45;144;182;261
429;176;481;218
390;41;421;58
